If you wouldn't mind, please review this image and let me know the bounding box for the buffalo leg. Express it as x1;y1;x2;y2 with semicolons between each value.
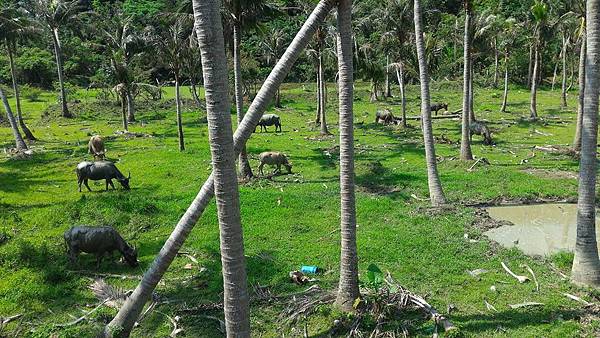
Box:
84;179;92;192
109;180;116;190
258;163;264;176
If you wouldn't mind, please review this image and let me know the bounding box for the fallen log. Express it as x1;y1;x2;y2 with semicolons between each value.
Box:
403;113;461;121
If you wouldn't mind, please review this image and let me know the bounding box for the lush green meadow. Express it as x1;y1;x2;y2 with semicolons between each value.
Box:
0;81;597;337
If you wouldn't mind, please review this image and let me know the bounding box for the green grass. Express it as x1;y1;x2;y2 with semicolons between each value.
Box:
0;81;597;337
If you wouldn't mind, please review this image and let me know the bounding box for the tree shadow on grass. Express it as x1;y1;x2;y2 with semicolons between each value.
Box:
452;308;582;334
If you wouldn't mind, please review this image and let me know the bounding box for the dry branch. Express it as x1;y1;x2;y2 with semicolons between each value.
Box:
55;299;111;327
523;264;539;291
564;293;593;306
501;262;530;283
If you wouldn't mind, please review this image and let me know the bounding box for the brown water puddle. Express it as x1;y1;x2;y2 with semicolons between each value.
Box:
484;203;600;256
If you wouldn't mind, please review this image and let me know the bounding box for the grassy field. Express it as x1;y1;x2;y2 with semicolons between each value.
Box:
0;80;598;337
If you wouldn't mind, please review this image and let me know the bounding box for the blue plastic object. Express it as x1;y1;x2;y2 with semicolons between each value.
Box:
301;265;319;274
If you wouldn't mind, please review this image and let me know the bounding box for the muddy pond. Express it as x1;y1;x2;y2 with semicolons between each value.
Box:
484;203;600;256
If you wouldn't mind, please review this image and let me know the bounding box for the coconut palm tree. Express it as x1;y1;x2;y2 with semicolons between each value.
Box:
0;6;37;140
498;17;518;113
529;0;548;119
574;29;586;151
460;0;474;161
413;0;446;206
335;0;359;312
261;27;286;108
105;2;335;335
192;0;250;334
102;13;144;124
153;15;194;151
26;0;85;118
572;0;600;287
0;86;27;151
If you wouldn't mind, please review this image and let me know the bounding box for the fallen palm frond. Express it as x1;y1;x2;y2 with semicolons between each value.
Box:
89;279;131;309
501;262;530;283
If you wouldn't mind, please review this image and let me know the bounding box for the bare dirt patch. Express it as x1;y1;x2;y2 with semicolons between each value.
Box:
522;168;578;180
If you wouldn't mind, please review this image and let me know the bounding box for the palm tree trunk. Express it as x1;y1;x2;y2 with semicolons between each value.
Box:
396;63;407;127
105;2;335;335
561;35;569;108
493;36;499;87
175;74;185;151
551;56;559;91
51;27;71;118
319;52;329;135
335;0;359;311
574;32;586;152
414;0;446;206
126;89;135;122
0;86;27;151
460;1;473;161
501;49;509;112
469;58;476;123
190;79;202;108
193;1;250;334
120;94;128;131
7;43;36;141
572;1;600;287
315;67;321;124
233;22;253;179
385;54;391;97
530;47;539;119
527;44;533;88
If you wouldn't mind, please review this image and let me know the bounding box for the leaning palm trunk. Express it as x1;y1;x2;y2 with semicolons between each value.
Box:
572;0;600;287
0;86;27;151
175;74;185;151
319;53;329;135
7;43;35;141
561;35;569;108
51;28;71;118
574;33;586;152
194;0;250;334
396;63;407;127
233;22;253;178
551;55;559;91
335;0;359;312
501;49;509;112
460;1;473;161
105;2;335;335
530;48;539;119
413;0;446;206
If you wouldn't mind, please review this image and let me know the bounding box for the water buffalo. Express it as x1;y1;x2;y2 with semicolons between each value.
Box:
255;114;282;132
64;226;138;268
470;121;493;145
375;109;400;125
76;161;130;192
430;102;448;116
88;135;105;160
258;151;292;176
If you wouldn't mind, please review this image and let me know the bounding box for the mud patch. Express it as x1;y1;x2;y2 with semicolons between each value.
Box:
484;203;600;256
471;208;514;232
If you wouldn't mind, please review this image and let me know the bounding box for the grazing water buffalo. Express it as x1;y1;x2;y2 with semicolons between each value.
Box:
430;102;448;115
76;161;130;192
258;151;292;176
255;114;282;132
375;109;400;125
64;226;138;268
470;121;493;145
88;135;106;160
